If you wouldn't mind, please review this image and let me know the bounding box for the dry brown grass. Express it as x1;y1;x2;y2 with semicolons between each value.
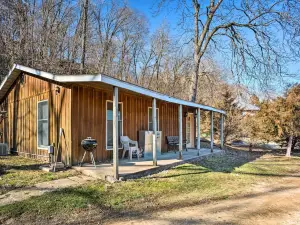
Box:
0;156;79;194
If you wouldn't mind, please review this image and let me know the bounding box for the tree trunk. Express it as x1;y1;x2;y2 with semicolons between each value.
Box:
191;61;199;102
286;135;293;157
292;137;298;152
31;0;36;66
80;0;89;73
191;1;200;103
249;143;253;152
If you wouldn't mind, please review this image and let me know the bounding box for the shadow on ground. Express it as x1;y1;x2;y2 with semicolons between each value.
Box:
3;182;299;225
0;155;46;172
3;149;300;225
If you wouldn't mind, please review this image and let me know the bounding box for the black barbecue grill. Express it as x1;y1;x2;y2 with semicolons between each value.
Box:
80;137;97;167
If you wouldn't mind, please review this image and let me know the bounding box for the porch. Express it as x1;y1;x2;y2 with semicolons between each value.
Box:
74;148;224;181
105;86;226;180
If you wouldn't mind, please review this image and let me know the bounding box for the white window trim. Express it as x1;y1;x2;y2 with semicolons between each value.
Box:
186;112;194;145
37;100;49;149
106;100;123;150
148;107;159;131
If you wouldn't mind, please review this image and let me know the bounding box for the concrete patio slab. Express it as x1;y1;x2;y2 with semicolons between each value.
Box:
74;148;224;181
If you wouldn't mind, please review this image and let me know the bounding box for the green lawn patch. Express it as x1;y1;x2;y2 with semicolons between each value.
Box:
236;155;300;177
0;156;79;194
1;152;300;223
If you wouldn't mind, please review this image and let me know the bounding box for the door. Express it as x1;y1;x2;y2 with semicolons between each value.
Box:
186;113;195;148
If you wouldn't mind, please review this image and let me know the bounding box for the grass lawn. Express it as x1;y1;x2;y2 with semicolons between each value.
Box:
1;151;300;223
0;156;79;195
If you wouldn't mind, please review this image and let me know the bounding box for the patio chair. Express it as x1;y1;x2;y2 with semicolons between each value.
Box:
120;136;141;160
166;136;188;153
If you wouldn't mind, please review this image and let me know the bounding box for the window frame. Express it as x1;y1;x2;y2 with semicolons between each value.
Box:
106;100;123;150
37;100;49;149
148;107;159;131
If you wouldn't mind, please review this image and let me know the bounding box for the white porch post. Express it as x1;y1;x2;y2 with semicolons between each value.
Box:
210;111;214;153
178;104;183;160
220;114;224;149
113;86;119;179
152;98;157;166
197;108;201;156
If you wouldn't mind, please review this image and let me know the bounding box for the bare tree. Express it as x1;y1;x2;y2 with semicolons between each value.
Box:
0;0;255;111
148;24;170;90
117;9;147;81
91;1;135;74
156;0;300;102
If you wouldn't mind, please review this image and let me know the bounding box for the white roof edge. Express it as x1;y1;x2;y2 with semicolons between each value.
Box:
100;75;226;114
0;64;16;91
0;64;226;114
15;64;57;80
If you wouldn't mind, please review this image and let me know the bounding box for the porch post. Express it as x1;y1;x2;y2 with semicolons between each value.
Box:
210;111;214;152
178;104;183;160
113;86;119;180
197;108;201;156
152;98;157;166
220;114;224;149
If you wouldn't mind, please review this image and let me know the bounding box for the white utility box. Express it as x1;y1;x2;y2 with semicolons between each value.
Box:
139;130;162;159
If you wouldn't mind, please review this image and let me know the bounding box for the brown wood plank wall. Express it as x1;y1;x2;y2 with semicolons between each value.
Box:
0;71;199;166
71;84;190;164
2;73;195;165
4;73;71;163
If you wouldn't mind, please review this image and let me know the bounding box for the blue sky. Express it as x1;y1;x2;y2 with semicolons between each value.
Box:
128;0;163;31
128;0;300;95
128;0;179;33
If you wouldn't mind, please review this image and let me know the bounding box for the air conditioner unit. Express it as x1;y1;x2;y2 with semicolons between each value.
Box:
139;130;162;159
0;143;8;156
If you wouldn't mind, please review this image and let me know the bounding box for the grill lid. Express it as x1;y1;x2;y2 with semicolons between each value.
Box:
81;137;97;152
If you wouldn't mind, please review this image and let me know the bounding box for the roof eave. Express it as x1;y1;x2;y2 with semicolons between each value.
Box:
0;64;226;115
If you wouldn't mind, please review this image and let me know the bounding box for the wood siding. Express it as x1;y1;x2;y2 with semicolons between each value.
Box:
1;73;195;165
4;73;72;163
71;84;190;164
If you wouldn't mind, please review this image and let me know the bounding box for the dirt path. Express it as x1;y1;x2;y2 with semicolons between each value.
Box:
108;177;300;225
0;175;96;206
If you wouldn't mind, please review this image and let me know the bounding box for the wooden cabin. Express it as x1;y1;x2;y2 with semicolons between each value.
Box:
0;64;225;166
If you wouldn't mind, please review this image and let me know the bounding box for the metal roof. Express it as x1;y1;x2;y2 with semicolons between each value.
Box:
0;64;226;114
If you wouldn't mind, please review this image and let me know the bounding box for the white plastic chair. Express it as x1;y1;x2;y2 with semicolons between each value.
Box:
120;136;140;160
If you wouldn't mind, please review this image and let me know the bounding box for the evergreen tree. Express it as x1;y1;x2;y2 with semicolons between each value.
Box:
274;84;300;156
217;86;243;143
247;84;300;156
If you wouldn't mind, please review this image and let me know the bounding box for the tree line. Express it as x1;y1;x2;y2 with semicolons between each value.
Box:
1;0;300;155
2;0;300;101
0;0;222;102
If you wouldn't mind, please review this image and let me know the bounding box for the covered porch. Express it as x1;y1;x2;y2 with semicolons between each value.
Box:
74;147;224;180
107;86;226;180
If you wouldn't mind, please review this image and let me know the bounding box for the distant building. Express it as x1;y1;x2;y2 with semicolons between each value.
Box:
240;102;260;116
235;96;260;116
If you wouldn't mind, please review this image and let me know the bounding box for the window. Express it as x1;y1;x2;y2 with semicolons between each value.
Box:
37;100;49;148
148;107;159;131
106;101;123;150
